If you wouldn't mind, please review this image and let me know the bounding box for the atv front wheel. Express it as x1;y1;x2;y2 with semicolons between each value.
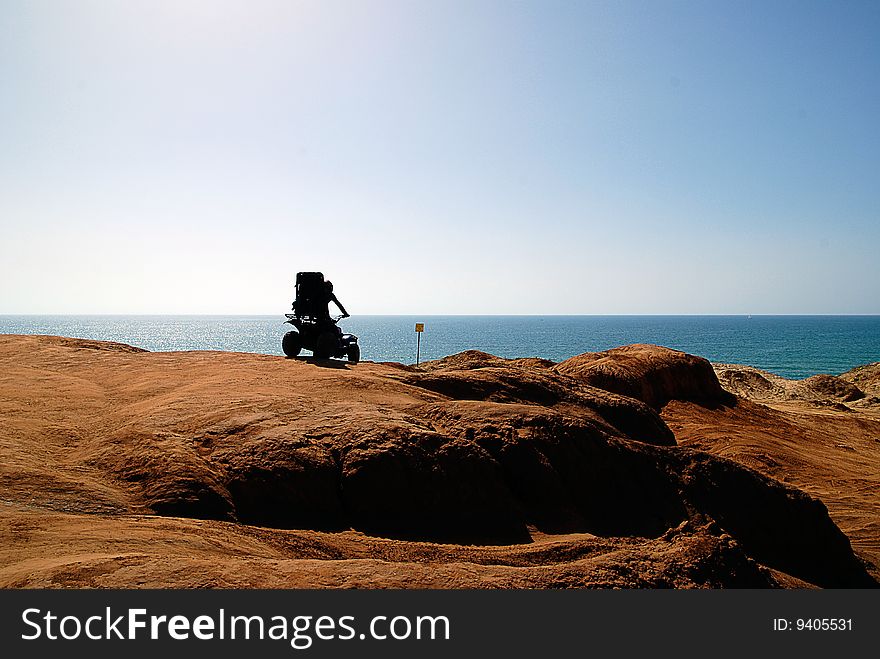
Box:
347;344;360;364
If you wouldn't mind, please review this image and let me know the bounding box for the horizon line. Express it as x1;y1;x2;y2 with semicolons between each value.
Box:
2;313;880;318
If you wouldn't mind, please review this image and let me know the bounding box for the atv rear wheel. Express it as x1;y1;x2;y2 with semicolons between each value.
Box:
314;331;337;359
282;330;302;357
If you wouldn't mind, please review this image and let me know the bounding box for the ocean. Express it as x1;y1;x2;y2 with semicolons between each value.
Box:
1;315;878;379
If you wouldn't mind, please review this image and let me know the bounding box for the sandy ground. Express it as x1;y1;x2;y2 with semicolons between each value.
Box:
665;363;880;577
1;335;877;588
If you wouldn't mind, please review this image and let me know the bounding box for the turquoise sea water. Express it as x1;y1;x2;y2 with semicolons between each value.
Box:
1;315;878;379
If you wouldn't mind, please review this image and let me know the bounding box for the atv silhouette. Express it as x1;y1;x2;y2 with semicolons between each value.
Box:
283;272;360;363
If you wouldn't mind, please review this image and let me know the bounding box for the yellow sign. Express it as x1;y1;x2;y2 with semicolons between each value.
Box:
415;323;425;332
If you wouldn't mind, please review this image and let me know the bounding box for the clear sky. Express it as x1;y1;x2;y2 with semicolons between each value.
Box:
2;0;878;314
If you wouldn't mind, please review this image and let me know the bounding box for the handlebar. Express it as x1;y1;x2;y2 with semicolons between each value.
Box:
284;313;349;323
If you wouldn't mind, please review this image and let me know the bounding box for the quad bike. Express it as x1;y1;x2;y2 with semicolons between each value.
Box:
282;272;360;363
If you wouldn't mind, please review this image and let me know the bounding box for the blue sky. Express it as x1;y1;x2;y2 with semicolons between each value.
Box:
1;0;878;314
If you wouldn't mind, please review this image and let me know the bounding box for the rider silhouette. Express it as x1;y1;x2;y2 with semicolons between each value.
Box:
320;280;349;321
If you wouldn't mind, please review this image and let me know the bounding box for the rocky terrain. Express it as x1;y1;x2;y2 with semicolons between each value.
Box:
713;362;880;413
1;335;877;588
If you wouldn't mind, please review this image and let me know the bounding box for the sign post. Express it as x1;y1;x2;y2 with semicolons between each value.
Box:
415;323;424;365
